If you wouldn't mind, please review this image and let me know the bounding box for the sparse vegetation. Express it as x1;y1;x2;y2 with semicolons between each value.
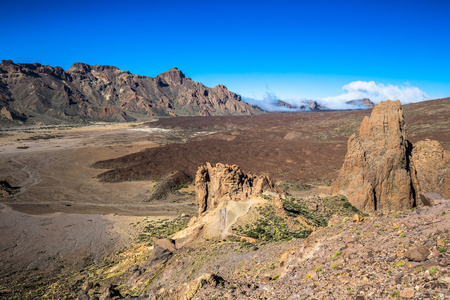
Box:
137;215;191;244
17;134;61;141
396;261;405;267
331;250;342;259
429;266;439;275
233;204;312;241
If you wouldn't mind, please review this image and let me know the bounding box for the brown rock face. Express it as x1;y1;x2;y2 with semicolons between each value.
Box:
332;100;449;213
410;139;450;199
332;100;416;213
404;245;430;262
195;163;275;215
0;61;262;124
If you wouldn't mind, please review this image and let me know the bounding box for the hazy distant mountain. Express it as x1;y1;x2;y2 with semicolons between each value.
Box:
275;99;325;111
0;60;262;124
276;100;297;109
346;98;375;109
273;98;374;111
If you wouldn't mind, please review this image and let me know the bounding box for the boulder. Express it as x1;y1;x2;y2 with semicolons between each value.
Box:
332;100;416;213
352;214;364;223
404;245;430;262
195;163;276;215
410;139;450;200
152;238;177;261
419;192;447;206
176;273;224;300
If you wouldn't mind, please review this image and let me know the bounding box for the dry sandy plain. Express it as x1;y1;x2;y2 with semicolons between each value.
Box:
0;123;196;278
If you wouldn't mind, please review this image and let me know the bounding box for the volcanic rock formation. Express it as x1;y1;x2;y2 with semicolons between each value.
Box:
195;163;276;215
0;60;262;123
411;139;450;199
332;100;449;213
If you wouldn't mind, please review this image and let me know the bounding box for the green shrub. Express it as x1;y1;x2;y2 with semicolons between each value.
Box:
331;251;342;259
396;261;405;267
429;266;439;275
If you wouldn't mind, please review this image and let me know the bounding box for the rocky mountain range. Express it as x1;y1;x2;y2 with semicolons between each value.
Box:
0;60;262;124
275;98;375;111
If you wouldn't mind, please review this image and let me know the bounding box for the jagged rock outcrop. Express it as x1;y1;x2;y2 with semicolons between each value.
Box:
410;139;450;199
332;100;449;213
346;98;375;108
276;100;296;109
0;60;262;124
332;100;416;213
195;163;276;215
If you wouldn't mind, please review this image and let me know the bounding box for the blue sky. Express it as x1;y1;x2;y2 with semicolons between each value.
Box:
2;0;449;107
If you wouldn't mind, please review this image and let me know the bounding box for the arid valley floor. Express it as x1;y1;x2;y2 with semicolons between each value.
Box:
0;98;449;299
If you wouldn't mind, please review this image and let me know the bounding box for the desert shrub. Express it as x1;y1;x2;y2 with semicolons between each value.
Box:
331;251;342;259
429;266;439;275
233;204;312;242
283;198;328;227
138;215;191;244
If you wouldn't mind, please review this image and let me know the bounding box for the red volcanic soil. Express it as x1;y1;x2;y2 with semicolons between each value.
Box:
93;98;450;184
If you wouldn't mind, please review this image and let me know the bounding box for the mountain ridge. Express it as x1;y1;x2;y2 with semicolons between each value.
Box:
0;60;262;124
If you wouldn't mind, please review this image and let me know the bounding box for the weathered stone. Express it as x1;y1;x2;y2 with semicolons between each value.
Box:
332;100;415;213
195;163;276;215
419;192;447;206
176;273;224;300
404;246;430;262
438;276;450;285
410;140;450;200
399;288;415;298
353;214;364;222
151;238;177;261
0;107;13;120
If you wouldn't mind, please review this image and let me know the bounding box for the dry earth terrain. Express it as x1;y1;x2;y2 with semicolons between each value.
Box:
0;98;448;299
94;98;450;186
0;122;198;298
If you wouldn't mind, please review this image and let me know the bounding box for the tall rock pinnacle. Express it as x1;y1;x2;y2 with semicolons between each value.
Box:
332;100;416;213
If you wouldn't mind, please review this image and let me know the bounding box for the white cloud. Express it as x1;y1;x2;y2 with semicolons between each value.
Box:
320;81;429;109
244;92;307;112
243;81;430;111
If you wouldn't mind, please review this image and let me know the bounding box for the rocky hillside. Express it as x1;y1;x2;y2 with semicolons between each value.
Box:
0;60;262;124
